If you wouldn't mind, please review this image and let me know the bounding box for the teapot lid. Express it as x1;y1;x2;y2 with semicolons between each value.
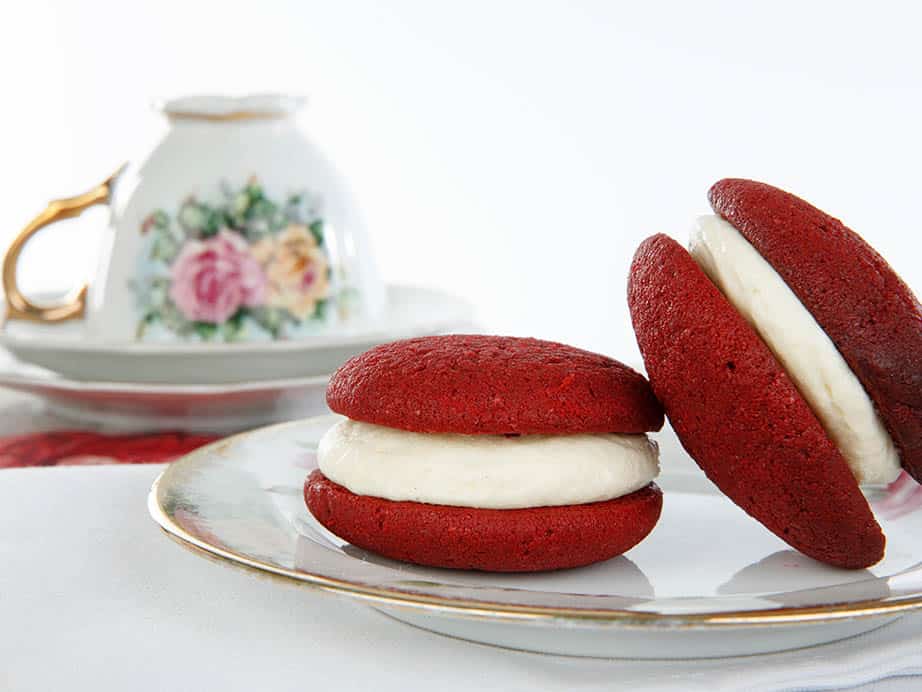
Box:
157;93;304;122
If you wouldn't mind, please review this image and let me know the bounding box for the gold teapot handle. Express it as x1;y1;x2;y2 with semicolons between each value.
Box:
3;165;125;323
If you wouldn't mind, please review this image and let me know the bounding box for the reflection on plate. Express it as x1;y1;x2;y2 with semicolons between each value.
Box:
149;415;922;659
0;285;474;384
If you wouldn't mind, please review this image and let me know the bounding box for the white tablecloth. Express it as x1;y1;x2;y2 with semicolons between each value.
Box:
1;464;921;692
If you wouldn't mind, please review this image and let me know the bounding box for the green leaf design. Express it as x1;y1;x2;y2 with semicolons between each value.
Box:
246;182;263;198
177;201;223;237
221;309;247;341
193;322;219;340
135;311;159;339
147;278;170;309
309;220;324;245
178;202;207;233
248;198;277;221
232;191;250;217
270;210;287;232
248;306;287;339
150;227;181;263
312;298;328;321
202;207;222;236
160;302;191;335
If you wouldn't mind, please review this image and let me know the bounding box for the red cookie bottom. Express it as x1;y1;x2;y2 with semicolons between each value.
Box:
304;470;663;572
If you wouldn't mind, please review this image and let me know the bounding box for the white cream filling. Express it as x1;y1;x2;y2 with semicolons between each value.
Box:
689;215;901;485
317;419;660;509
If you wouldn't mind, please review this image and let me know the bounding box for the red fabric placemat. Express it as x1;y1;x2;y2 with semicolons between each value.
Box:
0;431;220;469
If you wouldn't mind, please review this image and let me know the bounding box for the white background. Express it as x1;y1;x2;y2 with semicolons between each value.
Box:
1;0;920;360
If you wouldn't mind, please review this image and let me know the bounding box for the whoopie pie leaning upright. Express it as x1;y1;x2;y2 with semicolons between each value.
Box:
629;179;922;568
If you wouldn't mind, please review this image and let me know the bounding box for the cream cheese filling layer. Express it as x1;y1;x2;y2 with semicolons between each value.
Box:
317;419;660;509
690;214;901;485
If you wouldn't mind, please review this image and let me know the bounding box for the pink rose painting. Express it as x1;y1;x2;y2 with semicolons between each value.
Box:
169;230;268;323
134;179;335;341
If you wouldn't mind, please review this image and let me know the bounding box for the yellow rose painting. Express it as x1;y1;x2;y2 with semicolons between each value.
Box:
251;224;331;320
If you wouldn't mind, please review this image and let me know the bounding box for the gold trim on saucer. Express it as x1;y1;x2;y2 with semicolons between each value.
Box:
165;110;286;122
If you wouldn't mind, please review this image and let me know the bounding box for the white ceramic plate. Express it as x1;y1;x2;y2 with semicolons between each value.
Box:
0;285;474;384
149;415;922;659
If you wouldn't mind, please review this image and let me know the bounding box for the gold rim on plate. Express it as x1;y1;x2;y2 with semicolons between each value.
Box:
149;421;922;628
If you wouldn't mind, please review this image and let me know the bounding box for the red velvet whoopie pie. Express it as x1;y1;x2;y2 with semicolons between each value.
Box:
629;234;885;568
629;180;922;569
305;334;665;572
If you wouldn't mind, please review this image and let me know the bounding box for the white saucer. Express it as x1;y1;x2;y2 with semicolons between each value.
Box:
0;285;473;384
150;415;922;659
0;352;331;432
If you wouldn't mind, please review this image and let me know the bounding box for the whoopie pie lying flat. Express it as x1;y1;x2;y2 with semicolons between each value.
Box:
629;179;922;569
305;334;665;572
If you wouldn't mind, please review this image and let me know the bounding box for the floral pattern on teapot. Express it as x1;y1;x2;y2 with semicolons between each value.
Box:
131;178;339;342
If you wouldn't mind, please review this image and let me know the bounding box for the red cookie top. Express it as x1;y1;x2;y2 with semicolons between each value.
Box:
629;234;884;568
326;334;664;435
710;179;922;483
